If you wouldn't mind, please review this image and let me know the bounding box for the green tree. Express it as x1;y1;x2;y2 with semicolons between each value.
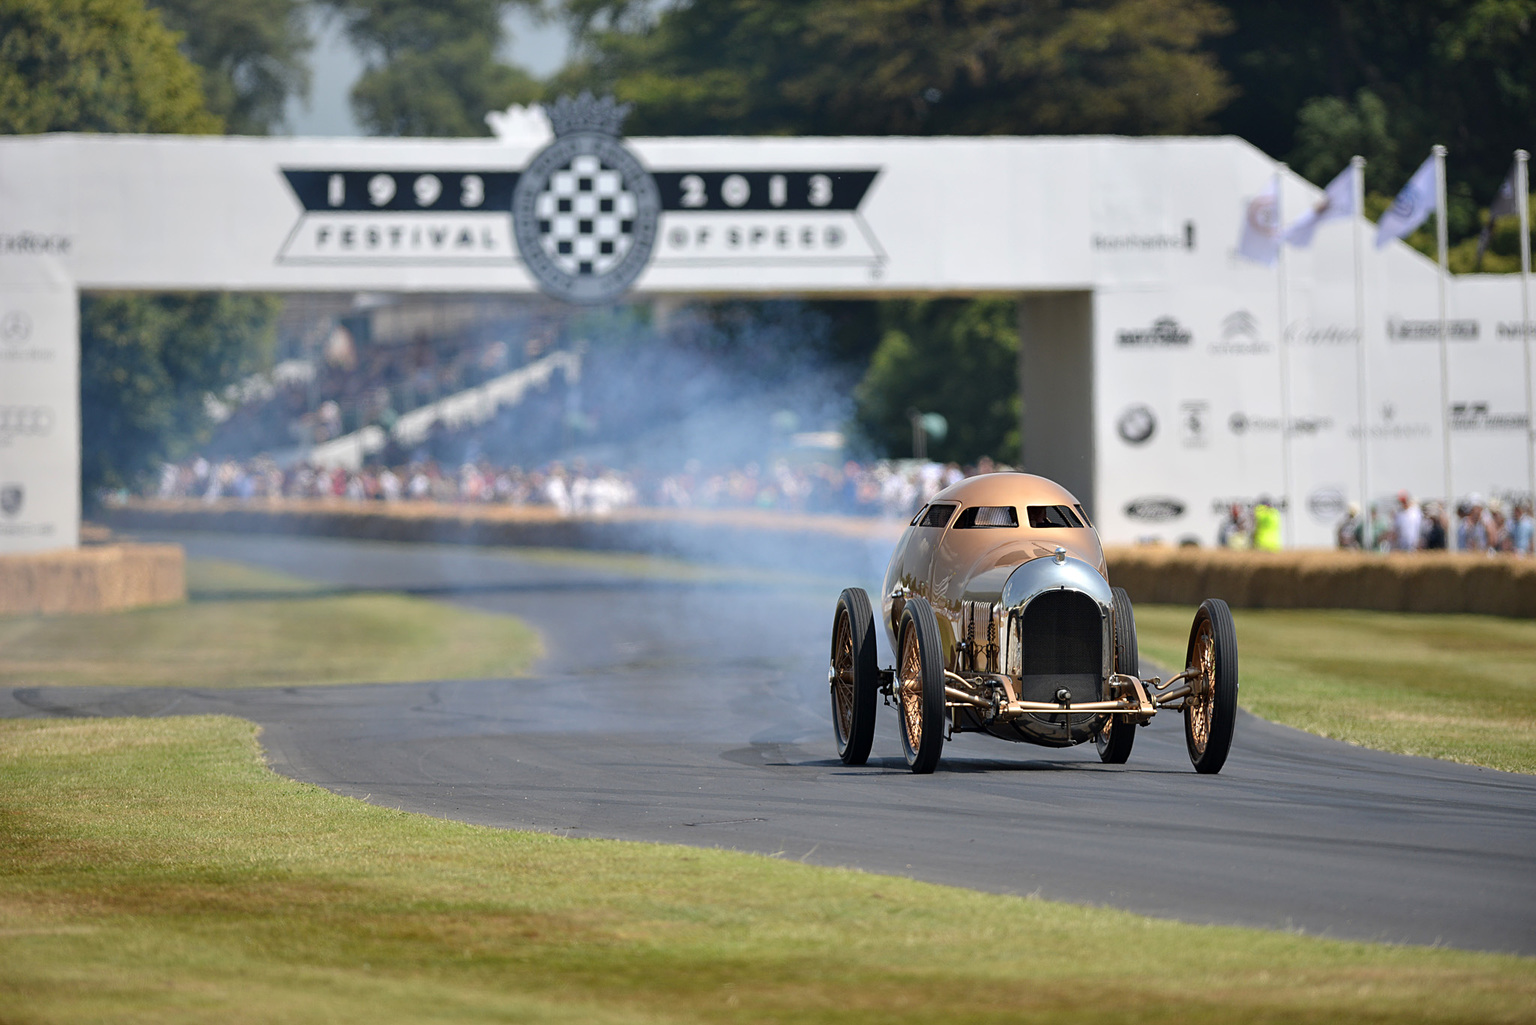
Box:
147;0;313;135
854;300;1020;464
0;0;220;134
326;0;540;136
81;294;280;495
0;0;285;500
555;0;1234;136
1215;0;1536;211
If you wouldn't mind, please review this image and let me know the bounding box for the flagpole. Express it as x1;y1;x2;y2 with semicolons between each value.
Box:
1276;165;1294;548
1433;144;1455;550
1517;149;1533;509
1351;155;1371;549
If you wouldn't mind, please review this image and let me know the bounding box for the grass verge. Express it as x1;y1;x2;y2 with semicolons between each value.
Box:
2;715;1533;1024
1135;604;1536;774
0;559;541;689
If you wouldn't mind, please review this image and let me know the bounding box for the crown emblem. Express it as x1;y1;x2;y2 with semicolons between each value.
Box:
546;93;631;138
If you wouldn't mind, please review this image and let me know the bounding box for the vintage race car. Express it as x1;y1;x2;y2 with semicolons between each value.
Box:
829;472;1238;774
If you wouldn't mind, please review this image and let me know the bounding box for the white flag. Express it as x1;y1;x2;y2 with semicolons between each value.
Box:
1237;175;1281;266
1285;163;1358;248
1376;154;1438;248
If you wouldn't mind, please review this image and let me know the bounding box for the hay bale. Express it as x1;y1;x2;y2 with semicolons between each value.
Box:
0;544;185;616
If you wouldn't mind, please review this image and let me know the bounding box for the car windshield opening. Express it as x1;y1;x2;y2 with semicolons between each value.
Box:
954;505;1019;528
913;503;957;528
1027;504;1085;528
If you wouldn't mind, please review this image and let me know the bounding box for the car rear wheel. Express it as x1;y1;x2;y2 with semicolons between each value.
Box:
1096;586;1138;764
830;587;879;765
1183;598;1238;774
896;596;946;774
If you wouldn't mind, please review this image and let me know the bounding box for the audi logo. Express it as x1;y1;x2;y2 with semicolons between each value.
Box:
0;406;54;438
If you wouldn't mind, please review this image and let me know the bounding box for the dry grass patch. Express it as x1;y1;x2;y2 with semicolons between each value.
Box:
0;559;541;689
1;716;1533;1024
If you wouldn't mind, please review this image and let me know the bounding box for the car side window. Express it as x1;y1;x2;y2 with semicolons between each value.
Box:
913;503;957;528
954;505;1019;528
1026;504;1085;528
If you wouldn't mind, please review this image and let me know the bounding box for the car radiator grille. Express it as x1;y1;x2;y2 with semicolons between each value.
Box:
1016;590;1103;703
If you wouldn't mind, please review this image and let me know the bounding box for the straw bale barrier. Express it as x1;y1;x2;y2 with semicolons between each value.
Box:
0;543;186;616
103;499;903;579
102;500;1536;617
1103;546;1536;618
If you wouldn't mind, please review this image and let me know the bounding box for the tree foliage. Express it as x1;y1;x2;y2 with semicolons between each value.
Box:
0;0;220;134
325;0;541;136
854;300;1020;465
147;0;313;135
553;0;1234;136
81;294;280;496
1215;0;1536;201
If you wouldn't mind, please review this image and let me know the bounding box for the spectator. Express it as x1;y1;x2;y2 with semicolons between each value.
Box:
1391;491;1422;552
1252;495;1282;551
1421;501;1448;550
1219;503;1252;549
1511;500;1534;556
1335;503;1363;550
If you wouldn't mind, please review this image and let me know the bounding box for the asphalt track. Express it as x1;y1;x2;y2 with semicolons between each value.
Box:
6;532;1534;956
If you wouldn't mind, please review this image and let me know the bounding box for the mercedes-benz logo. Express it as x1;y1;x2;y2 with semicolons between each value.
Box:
511;98;660;305
1;311;31;343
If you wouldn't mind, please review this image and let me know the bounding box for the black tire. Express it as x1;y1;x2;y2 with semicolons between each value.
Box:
1183;598;1239;774
830;588;880;765
1096;586;1138;764
895;596;946;774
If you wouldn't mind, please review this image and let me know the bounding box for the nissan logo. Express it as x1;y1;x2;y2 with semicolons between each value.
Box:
1124;497;1185;522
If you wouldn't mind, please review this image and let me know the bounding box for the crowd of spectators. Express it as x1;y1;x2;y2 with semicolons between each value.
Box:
1318;490;1532;554
152;455;1009;520
210;327;546;455
1213;490;1534;555
1332;491;1534;555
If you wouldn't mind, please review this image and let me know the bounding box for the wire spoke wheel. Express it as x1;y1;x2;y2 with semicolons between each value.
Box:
896;597;945;773
1183;598;1239;774
899;624;925;752
829;588;878;765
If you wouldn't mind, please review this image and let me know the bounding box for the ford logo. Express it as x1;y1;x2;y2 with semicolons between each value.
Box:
1124;497;1185;522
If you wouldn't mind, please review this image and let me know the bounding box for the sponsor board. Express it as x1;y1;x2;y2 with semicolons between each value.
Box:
1209;495;1289;513
1387;317;1478;341
1307;487;1347;522
0;309;49;363
1117;316;1191;347
0;406;54;446
1227;411;1335;436
1449;401;1529;432
1346;401;1432;440
1092;222;1196;252
1209;310;1269;355
0;232;71;255
1179;400;1209;448
1124;496;1185;522
1286;320;1358;346
1116;404;1156;444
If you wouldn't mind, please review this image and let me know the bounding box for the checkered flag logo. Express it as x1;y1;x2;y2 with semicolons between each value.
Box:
512;95;660;304
534;153;640;278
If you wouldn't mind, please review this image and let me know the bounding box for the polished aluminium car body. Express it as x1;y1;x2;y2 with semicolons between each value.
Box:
829;472;1239;774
